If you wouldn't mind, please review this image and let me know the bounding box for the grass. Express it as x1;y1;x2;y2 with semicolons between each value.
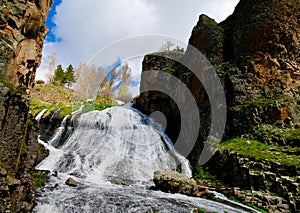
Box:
30;83;74;117
30;98;73;120
246;203;268;213
82;96;114;113
219;138;300;167
254;124;300;146
30;83;117;119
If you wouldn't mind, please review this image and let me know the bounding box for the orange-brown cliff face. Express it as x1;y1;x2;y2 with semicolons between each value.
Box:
0;0;52;89
0;0;52;211
136;0;300;165
189;0;300;98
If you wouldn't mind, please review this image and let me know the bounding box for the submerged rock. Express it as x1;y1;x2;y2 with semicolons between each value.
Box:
65;177;78;187
153;169;213;198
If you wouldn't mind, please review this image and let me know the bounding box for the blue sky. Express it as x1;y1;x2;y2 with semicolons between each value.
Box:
45;0;62;42
38;0;240;96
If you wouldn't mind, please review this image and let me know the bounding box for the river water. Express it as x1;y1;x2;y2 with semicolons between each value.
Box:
33;106;251;213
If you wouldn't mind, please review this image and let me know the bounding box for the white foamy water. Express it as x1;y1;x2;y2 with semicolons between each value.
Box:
34;106;253;213
35;109;47;122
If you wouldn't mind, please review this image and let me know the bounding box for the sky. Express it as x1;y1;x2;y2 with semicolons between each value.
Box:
37;0;240;96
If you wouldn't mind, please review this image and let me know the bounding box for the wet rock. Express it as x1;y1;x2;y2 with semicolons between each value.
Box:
6;175;20;187
153;169;213;198
0;166;7;177
65;177;78;187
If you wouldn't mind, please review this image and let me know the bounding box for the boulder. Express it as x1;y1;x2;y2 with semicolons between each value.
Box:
65;177;78;187
153;169;213;198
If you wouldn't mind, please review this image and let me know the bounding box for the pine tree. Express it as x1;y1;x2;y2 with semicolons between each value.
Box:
53;64;66;85
65;64;76;88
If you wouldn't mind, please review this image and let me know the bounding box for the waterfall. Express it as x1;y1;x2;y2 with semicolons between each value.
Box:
49;108;61;123
70;105;83;125
35;109;47;122
48;115;69;148
34;106;253;213
38;106;191;182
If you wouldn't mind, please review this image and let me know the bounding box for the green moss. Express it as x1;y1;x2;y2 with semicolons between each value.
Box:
194;166;216;181
30;83;75;117
162;67;176;75
38;144;49;158
31;171;48;188
22;144;28;153
0;76;26;94
220;138;300;167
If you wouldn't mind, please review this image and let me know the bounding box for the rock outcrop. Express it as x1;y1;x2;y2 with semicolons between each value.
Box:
135;0;300;165
136;1;300;212
0;0;52;211
207;149;300;212
0;0;52;89
153;169;213;198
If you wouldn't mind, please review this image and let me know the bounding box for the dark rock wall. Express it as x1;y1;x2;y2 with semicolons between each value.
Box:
135;0;300;166
0;0;52;89
0;0;52;211
207;149;300;212
136;52;183;143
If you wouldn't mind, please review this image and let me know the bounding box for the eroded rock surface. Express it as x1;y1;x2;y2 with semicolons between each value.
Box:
0;0;52;211
153;169;213;198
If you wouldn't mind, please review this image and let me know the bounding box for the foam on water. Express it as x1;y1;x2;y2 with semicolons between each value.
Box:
34;106;254;212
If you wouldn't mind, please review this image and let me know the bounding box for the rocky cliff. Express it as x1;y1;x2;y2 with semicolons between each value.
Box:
135;1;300;211
0;0;51;89
0;0;52;211
136;0;300;164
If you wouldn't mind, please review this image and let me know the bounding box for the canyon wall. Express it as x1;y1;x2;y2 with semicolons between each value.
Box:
0;0;52;211
135;0;300;165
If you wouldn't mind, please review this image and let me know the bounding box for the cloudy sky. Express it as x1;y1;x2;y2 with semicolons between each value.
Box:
37;0;240;95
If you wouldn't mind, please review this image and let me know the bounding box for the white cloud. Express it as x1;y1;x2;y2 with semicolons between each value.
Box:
37;0;240;92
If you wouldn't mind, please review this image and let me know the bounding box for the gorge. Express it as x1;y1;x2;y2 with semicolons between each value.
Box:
0;0;299;212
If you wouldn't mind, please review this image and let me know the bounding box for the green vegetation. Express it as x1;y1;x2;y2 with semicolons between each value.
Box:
82;96;115;113
220;138;300;167
192;208;217;213
31;171;48;188
30;83;118;120
38;143;49;158
52;64;76;86
0;76;26;94
254;124;300;146
194;166;216;180
30;83;74;118
246;203;268;213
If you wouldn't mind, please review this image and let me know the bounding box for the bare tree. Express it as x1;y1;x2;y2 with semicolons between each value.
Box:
116;63;132;102
74;63;104;99
44;52;57;83
160;40;175;51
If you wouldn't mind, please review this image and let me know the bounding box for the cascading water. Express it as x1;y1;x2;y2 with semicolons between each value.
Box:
34;106;253;213
49;108;61;123
48;115;69;148
35;109;47;122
